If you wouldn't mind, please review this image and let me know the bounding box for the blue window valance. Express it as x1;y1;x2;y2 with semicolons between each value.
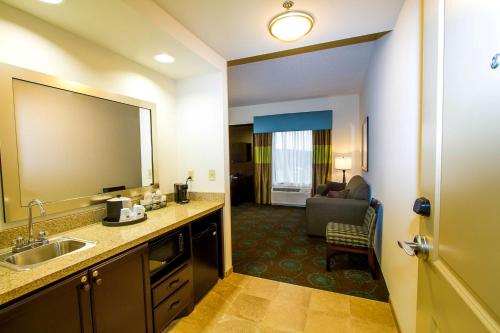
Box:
253;110;332;134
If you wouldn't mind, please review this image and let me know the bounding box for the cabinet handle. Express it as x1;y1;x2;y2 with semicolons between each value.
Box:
92;270;102;285
169;279;180;288
169;301;180;310
81;276;91;292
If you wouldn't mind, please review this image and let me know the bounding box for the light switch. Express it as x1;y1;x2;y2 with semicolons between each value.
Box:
208;169;216;181
188;170;194;180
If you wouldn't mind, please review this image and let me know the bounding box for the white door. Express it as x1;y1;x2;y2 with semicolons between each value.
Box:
399;0;500;331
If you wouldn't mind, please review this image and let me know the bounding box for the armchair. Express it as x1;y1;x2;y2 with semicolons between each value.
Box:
306;176;370;237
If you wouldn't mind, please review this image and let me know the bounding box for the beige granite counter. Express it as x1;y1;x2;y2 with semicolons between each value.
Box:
0;200;224;306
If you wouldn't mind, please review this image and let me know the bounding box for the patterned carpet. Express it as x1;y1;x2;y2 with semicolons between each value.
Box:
231;203;390;302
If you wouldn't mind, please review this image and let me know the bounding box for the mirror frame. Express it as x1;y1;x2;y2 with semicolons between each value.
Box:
0;63;159;223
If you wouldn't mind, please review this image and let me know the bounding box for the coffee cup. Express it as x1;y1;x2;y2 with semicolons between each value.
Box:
133;205;145;218
119;208;133;222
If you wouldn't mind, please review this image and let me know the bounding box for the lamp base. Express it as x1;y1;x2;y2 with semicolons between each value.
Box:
342;170;347;185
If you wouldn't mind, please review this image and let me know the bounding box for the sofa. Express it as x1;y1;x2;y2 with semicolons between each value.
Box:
305;175;371;237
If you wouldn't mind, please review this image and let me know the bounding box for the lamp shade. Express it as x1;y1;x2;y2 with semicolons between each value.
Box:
269;11;314;42
335;157;352;170
268;1;314;43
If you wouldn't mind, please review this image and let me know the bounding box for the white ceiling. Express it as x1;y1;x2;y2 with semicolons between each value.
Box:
1;0;217;79
154;0;404;60
3;0;402;104
228;41;376;107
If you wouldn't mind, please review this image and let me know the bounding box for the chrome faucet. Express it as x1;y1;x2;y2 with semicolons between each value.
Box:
12;199;49;253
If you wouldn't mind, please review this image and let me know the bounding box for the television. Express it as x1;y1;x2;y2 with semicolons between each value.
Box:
230;143;252;163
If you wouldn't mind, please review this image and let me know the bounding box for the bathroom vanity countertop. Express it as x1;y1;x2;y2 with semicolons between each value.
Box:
0;200;224;306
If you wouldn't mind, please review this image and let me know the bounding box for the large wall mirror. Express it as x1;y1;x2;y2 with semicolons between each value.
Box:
0;64;158;223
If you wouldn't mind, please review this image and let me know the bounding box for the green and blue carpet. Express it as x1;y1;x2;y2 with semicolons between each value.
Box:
231;203;389;302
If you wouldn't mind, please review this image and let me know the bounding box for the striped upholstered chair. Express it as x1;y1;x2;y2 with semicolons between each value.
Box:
325;198;380;279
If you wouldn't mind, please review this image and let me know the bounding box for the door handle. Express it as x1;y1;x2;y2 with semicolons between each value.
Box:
397;235;430;260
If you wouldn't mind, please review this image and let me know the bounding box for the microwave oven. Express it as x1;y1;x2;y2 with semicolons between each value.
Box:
149;227;189;282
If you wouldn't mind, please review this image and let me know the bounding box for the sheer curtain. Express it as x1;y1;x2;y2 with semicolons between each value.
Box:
272;130;312;187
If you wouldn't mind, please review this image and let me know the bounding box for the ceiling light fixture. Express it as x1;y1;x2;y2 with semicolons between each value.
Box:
268;1;314;42
39;0;64;4
154;53;175;64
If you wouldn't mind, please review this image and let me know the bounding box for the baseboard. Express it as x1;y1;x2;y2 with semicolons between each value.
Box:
388;297;402;333
224;266;233;278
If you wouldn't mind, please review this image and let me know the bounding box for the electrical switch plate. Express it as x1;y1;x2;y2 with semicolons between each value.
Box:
208;169;216;181
188;170;194;180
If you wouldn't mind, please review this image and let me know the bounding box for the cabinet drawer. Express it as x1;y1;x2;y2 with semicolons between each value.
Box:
152;264;191;307
153;282;192;333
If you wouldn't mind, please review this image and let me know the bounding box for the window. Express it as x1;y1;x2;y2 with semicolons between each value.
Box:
272;130;312;187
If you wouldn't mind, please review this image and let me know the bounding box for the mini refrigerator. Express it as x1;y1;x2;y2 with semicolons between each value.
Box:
192;222;219;303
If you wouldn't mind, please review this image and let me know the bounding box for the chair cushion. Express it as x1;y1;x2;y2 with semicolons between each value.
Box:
326;222;369;247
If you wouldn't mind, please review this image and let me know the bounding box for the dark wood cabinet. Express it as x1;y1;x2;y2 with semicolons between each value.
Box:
152;264;191;308
151;263;194;333
90;244;152;333
0;270;92;333
0;244;152;333
153;282;192;332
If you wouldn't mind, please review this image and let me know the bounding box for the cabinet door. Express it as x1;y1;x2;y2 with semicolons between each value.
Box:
89;244;152;333
0;271;92;333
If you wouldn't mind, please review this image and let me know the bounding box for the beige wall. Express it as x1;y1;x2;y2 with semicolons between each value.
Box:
175;71;232;272
175;72;226;193
360;0;421;332
229;95;361;183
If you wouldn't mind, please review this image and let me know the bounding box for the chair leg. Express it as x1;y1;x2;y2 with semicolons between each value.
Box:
367;248;377;280
326;245;333;272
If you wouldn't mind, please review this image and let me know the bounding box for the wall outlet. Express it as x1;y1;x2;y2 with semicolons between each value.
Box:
208;169;216;181
187;170;194;180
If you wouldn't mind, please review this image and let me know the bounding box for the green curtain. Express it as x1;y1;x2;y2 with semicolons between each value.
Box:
254;133;272;204
312;129;332;195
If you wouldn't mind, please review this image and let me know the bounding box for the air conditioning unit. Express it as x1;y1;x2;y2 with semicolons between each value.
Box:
271;186;312;207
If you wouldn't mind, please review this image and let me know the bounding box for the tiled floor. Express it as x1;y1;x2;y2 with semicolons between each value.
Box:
165;273;398;333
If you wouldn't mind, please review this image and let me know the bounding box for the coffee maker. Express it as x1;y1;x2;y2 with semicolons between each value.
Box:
174;177;191;204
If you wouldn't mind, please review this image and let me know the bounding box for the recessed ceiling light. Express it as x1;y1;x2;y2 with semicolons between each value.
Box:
154;53;175;64
39;0;64;4
269;1;314;42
